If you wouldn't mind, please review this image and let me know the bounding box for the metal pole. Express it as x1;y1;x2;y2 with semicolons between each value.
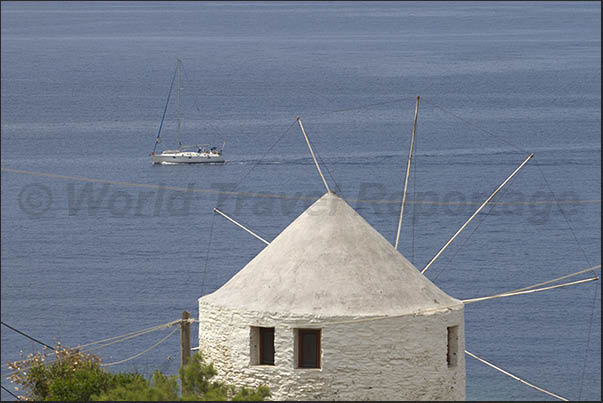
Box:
421;153;534;275
297;117;331;194
394;96;420;250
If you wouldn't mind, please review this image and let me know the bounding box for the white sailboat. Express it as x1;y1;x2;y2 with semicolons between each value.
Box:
150;59;225;164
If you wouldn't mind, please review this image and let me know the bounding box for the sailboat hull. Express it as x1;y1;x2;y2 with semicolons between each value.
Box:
151;152;225;164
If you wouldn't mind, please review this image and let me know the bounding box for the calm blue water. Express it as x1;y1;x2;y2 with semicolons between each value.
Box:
1;2;600;401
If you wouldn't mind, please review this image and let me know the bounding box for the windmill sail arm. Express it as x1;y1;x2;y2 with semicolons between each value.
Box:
462;276;599;304
493;264;601;295
421;153;534;275
213;208;271;245
394;95;420;250
465;350;569;401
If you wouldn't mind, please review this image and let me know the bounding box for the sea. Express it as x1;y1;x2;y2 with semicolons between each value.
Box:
1;1;600;401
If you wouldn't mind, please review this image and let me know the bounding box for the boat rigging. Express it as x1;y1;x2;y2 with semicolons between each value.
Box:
150;59;225;165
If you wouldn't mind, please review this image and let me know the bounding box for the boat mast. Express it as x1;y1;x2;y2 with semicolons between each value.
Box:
177;58;183;148
152;61;178;154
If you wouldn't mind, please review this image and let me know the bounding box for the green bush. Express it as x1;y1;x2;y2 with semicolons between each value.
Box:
92;371;179;401
7;344;143;401
7;345;270;401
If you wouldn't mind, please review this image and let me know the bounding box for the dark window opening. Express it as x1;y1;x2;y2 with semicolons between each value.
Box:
259;327;275;365
447;325;459;368
297;329;321;368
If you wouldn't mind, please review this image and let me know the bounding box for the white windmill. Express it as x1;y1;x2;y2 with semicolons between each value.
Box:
196;98;600;401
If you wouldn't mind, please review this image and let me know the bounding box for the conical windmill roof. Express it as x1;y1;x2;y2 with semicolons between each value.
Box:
201;192;461;317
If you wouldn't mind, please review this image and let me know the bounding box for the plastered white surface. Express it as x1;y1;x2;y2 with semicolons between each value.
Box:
198;302;466;401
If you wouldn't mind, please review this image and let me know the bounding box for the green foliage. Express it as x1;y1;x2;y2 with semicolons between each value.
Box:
48;368;143;401
92;371;179;401
232;385;271;401
8;345;270;401
94;352;270;401
7;343;142;401
179;352;229;400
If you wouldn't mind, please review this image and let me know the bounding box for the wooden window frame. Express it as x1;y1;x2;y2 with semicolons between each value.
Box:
297;329;321;369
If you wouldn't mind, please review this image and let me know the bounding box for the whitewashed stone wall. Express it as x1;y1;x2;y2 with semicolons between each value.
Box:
198;301;465;401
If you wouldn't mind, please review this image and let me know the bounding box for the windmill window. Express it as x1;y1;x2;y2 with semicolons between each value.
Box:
250;327;274;366
447;325;459;368
296;329;321;369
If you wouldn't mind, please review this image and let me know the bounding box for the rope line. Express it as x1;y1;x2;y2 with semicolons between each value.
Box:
3;319;189;370
9;320;182;369
100;328;178;367
304;96;418;118
76;320;181;350
532;158;593;269
531;153;596;401
81;323;178;354
199;121;296;298
465;350;568;401
228;120;297;195
206;120;296;271
441;183;511;281
431;172;514;282
180;62;227;141
421;98;525;153
1;321;55;351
